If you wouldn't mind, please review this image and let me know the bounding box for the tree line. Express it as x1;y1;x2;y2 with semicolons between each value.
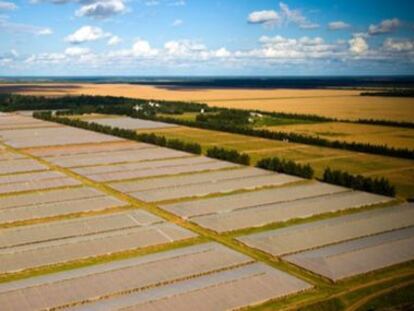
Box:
256;157;314;178
206;147;250;165
322;167;395;196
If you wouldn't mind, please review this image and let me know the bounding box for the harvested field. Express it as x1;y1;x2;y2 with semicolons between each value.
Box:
2;83;412;121
89;116;178;130
238;203;414;256
0;125;121;148
208;96;414;122
74;156;238;182
284;226;414;281
45;146;189;168
265;122;414;150
192;191;392;233
0;242;310;311
0;171;80;195
0;158;46;175
0;217;195;273
162;182;347;219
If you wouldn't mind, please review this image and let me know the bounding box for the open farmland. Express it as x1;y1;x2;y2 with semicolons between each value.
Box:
2;83;414;121
264;122;414;150
0;111;413;310
139;126;414;198
284;227;414;281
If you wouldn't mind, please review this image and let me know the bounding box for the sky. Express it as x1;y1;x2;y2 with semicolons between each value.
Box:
1;0;414;76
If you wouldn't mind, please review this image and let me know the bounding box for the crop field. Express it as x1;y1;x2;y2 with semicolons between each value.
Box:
2;83;414;121
0;114;60;130
73;156;238;182
0;118;121;148
142;126;414;198
0;158;47;175
0;243;310;311
45;145;190;168
0;187;127;224
0;171;80;195
174;190;392;233
162;182;347;219
264;122;414;150
284;227;414;281
90;116;178;130
0;215;195;274
0;111;413;310
110;167;300;202
238;203;414;256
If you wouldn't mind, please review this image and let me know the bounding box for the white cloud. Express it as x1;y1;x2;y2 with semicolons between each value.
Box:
107;35;121;45
369;18;400;35
172;19;183;27
279;2;319;29
75;0;126;19
65;47;91;56
131;39;158;57
65;26;110;44
328;21;350;30
247;10;280;26
252;35;338;60
25;53;66;64
247;2;318;29
212;48;231;58
0;1;17;10
383;38;414;52
164;40;206;57
0;15;52;35
349;35;368;55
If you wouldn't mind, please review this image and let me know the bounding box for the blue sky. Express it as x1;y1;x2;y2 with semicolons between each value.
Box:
1;0;414;76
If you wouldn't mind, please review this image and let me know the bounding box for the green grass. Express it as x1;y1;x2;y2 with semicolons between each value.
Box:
353;283;414;311
296;298;345;311
253;116;320;127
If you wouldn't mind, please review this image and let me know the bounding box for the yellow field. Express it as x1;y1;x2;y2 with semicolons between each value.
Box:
265;122;414;149
138;126;414;199
1;83;413;122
